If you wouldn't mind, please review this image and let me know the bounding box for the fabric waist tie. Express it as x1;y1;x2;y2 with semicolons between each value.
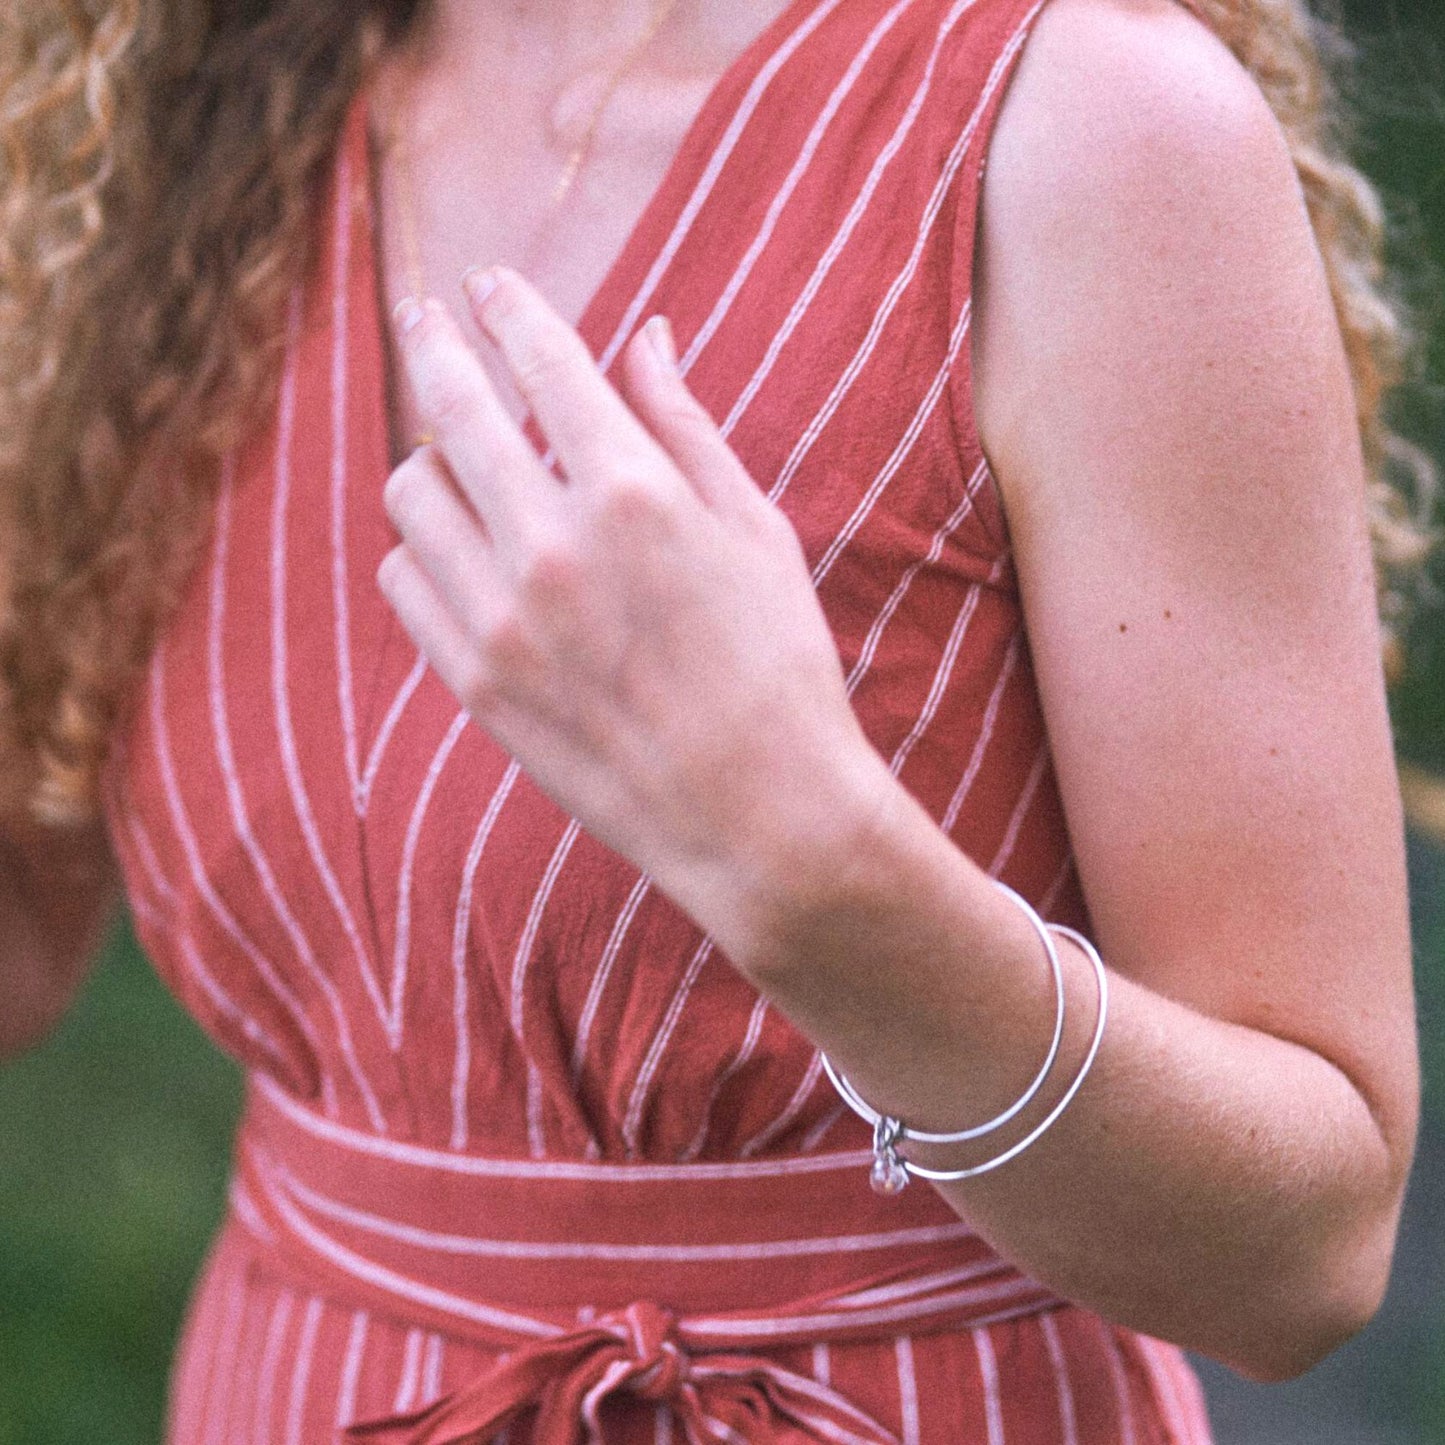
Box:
232;1073;1065;1445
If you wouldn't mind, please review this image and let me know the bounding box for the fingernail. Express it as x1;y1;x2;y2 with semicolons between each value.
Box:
645;315;677;371
462;265;500;309
393;294;426;336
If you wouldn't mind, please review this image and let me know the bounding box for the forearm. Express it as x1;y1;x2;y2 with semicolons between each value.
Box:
691;764;1413;1382
0;816;120;1060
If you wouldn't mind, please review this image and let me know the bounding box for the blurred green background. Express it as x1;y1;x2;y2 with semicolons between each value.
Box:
2;2;1444;1442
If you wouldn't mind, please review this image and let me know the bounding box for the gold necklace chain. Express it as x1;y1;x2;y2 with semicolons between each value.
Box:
384;0;684;304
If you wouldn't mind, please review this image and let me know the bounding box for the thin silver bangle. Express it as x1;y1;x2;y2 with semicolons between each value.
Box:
819;878;1065;1146
823;921;1109;1192
895;925;1108;1184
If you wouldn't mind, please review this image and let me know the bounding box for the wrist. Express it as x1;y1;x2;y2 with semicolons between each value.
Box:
702;740;934;980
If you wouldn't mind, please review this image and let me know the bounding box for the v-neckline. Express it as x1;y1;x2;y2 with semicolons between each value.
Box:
351;0;822;472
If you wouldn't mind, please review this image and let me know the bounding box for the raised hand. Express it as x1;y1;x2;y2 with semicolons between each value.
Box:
376;268;894;955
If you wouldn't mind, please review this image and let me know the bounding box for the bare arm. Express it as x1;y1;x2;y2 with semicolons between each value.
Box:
709;0;1417;1383
0;811;123;1060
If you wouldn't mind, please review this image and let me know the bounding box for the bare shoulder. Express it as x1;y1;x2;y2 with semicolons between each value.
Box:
977;0;1303;252
970;0;1336;523
958;3;1415;1147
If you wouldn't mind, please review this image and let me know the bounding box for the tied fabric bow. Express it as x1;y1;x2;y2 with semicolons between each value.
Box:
342;1301;900;1445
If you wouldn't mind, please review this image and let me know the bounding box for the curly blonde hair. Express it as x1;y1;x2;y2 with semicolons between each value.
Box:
0;0;1437;829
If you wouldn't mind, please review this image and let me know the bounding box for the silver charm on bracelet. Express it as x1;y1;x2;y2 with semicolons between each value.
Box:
823;908;1108;1193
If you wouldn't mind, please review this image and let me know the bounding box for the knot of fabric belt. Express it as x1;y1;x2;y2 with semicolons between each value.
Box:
341;1299;901;1445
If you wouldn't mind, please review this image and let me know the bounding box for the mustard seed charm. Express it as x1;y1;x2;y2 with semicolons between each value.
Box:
870;1115;910;1195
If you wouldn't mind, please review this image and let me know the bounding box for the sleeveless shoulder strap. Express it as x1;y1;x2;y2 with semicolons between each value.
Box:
934;0;1053;559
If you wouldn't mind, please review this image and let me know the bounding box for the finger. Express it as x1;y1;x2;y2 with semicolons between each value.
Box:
619;316;771;521
394;295;562;553
463;266;683;499
376;543;499;721
382;445;508;632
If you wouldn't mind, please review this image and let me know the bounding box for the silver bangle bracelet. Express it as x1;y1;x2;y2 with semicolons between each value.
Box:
820;878;1065;1148
822;914;1109;1194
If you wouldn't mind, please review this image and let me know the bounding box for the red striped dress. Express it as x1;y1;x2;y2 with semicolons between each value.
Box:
100;0;1220;1439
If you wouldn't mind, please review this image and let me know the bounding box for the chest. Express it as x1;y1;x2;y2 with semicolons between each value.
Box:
368;63;724;462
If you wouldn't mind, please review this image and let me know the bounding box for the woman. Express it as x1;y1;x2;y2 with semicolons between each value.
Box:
0;0;1433;1439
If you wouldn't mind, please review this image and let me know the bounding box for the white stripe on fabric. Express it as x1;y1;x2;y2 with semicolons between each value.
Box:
124;889;165;932
812;1342;831;1387
684;1276;1043;1341
99;741;171;928
895;1335;921;1445
589;0;851;381
209;469;383;1127
719;0;981;446
269;290;398;1044
120;785;284;1067
679;0;918;376
888;580;986;776
738;1050;825;1158
940;628;1019;834
393;1327;423;1412
583;1357;640;1437
1095;1318;1136;1445
833;1259;1005;1310
1038;852;1074;922
680;993;771;1161
800;1100;851;1153
254;1165;558;1339
334;1312;371;1437
260;1151;977;1261
973;1323;1006;1445
1041;1311;1080;1445
810;300;975;586
845;464;990;699
512;817;584;1157
987;743;1048;878
760;6;1036;507
200;1265;242;1445
390;709;470;1044
255;1070;873;1179
1151;1339;1210;1445
253;1290;296;1442
422;1332;446;1404
177;930;291;1075
362;652;429;808
621;933;717;1154
285;1297;325;1445
150;628;334;1109
223;1295;257;1445
690;1359;900;1441
330;137;364;815
229;1181;279;1247
1138;1336;1191;1445
450;758;521;1149
570;869;654;1083
187;1243;245;1445
1173;1346;1214;1445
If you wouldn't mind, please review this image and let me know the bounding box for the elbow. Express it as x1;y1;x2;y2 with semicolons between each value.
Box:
1225;1192;1405;1384
1227;1063;1420;1386
1231;1287;1384;1385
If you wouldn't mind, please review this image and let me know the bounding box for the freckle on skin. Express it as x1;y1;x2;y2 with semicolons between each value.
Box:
1164;609;1173;620
1118;623;1128;633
